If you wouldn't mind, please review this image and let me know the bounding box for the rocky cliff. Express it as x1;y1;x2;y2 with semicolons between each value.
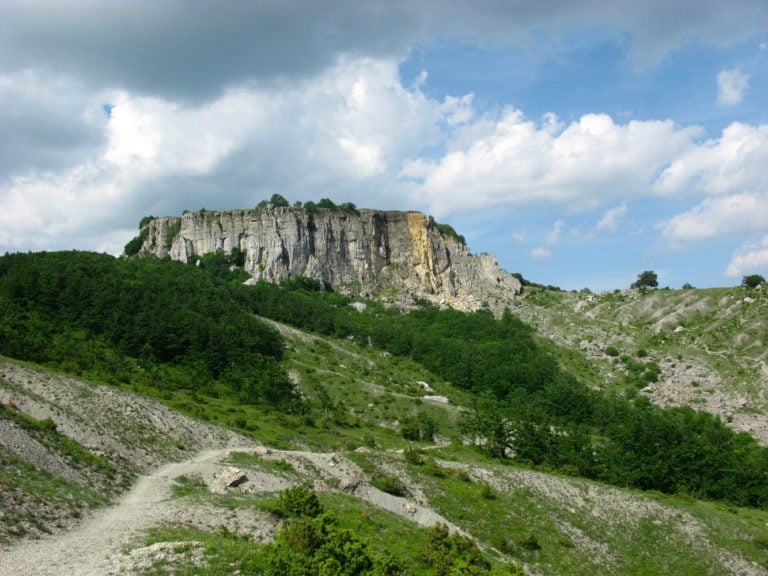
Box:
137;207;521;311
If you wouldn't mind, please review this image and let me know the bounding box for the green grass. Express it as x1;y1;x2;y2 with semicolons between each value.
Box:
349;446;768;576
0;449;110;543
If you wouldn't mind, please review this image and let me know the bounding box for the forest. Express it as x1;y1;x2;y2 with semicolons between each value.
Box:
1;250;767;509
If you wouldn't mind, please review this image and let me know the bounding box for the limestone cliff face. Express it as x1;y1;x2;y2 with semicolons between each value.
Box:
138;208;520;311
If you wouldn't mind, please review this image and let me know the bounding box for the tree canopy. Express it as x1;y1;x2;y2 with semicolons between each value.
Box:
631;270;658;291
742;274;765;289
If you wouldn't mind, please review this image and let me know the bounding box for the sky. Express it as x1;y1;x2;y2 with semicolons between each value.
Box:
1;1;768;292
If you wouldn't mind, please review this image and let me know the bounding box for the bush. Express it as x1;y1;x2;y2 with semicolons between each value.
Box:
424;457;446;478
266;513;375;575
519;532;541;551
425;523;488;575
371;473;408;497
605;345;620;357
276;485;323;518
403;446;424;465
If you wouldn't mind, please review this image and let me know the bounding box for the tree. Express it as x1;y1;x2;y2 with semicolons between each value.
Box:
631;270;658;291
270;194;290;208
742;274;765;289
317;197;338;210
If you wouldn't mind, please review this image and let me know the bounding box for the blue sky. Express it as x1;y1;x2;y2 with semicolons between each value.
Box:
1;1;767;291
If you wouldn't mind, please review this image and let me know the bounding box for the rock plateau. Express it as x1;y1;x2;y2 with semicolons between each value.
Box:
137;207;521;311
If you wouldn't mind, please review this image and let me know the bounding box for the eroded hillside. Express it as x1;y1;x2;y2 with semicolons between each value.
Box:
514;285;768;442
3;318;768;574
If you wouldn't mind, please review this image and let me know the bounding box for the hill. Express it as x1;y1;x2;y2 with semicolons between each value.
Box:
2;337;768;575
1;247;768;574
129;205;521;312
513;285;768;443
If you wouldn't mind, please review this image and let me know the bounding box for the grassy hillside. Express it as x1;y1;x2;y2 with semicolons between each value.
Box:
513;285;768;443
2;251;768;574
3;351;768;574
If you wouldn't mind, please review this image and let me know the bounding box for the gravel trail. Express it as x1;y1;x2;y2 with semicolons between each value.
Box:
0;447;251;576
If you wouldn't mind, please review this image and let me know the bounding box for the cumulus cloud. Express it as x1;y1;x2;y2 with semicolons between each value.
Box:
2;0;768;278
726;235;768;277
717;68;750;106
403;110;701;217
0;57;445;253
660;194;768;242
654;123;768;197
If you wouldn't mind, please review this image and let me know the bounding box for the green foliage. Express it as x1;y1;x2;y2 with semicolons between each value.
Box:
605;345;620;357
425;523;489;575
123;226;148;256
276;485;324;518
138;215;156;228
631;270;658;291
339;201;359;214
317;197;338;210
0;251;296;409
267;513;372;575
742;274;765;289
164;218;181;248
404;446;425;465
428;216;466;245
401;411;438;441
270;194;290;208
5;248;768;512
371;473;408;497
230;246;246;267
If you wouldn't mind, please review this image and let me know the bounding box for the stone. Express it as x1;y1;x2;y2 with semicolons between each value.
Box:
338;475;361;492
215;467;248;488
138;207;521;313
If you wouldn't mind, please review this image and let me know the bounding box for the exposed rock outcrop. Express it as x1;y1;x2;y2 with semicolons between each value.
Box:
137;207;520;311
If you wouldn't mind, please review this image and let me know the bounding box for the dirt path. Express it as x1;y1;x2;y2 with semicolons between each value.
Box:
0;448;252;576
0;446;464;575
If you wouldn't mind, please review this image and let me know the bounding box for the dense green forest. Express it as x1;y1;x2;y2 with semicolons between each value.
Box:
0;251;293;407
2;250;768;509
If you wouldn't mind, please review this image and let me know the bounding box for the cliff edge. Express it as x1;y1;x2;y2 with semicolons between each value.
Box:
135;207;521;311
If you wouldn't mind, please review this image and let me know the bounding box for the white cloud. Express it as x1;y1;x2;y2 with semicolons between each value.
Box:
545;220;565;245
404;110;701;217
726;235;768;277
531;246;552;259
654;122;768;197
0;57;448;253
717;68;750;106
511;229;526;243
594;203;627;232
648;121;768;255
660;193;768;242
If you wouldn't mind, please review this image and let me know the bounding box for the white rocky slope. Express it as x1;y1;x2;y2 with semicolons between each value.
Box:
138;207;521;312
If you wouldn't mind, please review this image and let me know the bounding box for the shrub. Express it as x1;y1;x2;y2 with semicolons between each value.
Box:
276;485;323;518
519;532;541;551
404;446;424;465
479;483;496;500
605;345;620;357
266;513;376;575
371;473;408;497
425;523;488;575
424;457;446;478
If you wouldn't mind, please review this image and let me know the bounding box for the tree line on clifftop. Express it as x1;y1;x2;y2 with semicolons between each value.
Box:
1;250;768;509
